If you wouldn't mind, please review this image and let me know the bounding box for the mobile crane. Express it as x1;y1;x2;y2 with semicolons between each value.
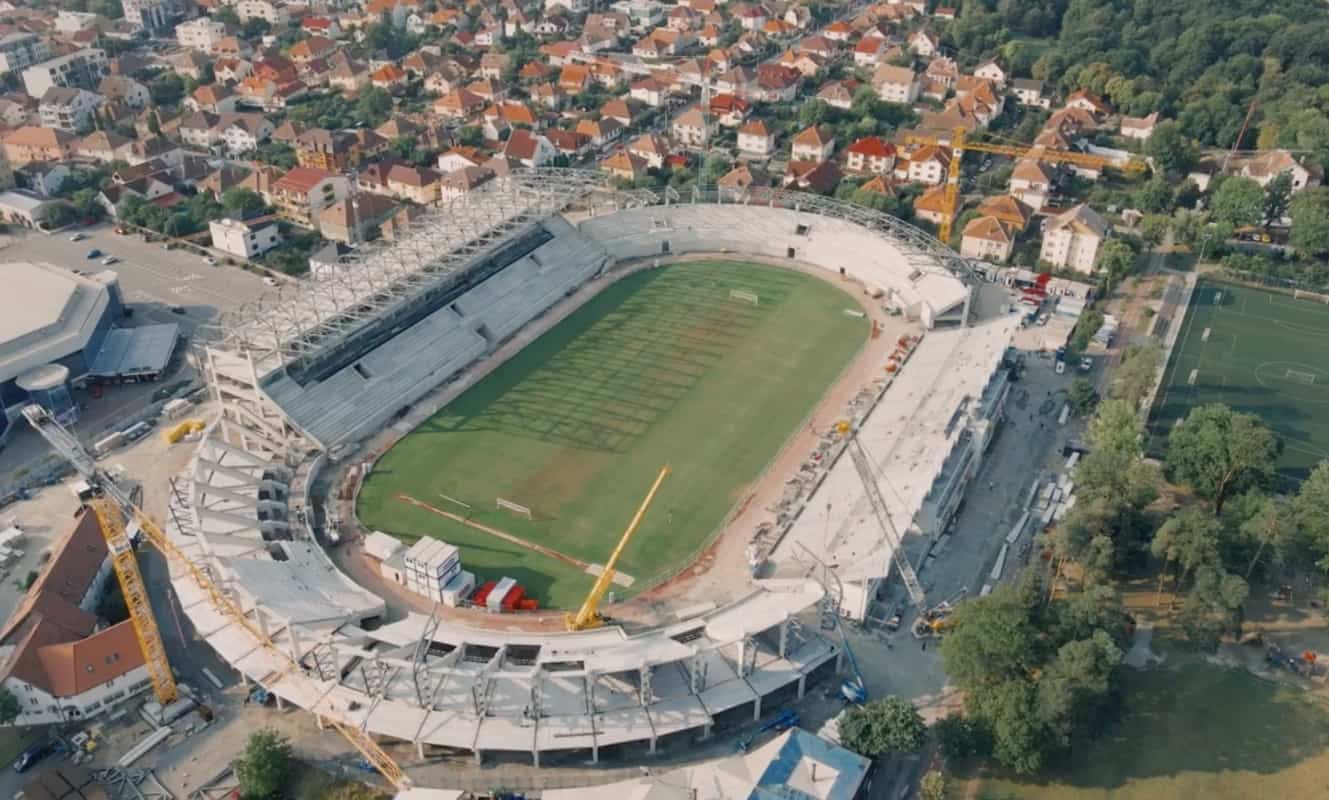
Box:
566;466;671;631
22;406;410;790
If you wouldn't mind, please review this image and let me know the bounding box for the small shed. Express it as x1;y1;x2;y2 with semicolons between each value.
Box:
364;530;403;562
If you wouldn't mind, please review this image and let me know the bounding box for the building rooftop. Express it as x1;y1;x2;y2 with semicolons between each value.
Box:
0;261;114;384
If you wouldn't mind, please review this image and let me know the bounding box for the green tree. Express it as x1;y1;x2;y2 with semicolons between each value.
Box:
1135;176;1174;214
0;687;19;725
1264;172;1293;223
253;142;297;169
701;152;732;184
69;189;104;222
150;74;186;108
942;577;1046;689
1289;187;1329;256
38;202;76;229
1236;493;1295;578
1152;506;1223;590
1035;630;1123;748
234;729;291;800
1109;341;1162;410
919;771;947;800
1166;404;1280;514
1097;239;1139;285
354;87;394;127
1210;177;1264;228
934;713;991;761
1145;121;1198;175
839;696;926;758
221;188;266;217
973;679;1047;776
1067;377;1097;415
1293;461;1329;572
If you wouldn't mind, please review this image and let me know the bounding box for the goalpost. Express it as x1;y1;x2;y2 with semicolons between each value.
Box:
1294;288;1329;305
1286;369;1317;385
496;497;533;520
728;289;759;306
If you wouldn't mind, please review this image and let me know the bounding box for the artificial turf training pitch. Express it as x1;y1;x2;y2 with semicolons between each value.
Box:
356;260;869;608
1150;279;1329;485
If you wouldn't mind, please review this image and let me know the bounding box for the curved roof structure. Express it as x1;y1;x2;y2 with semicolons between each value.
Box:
179;171;984;773
0;262;113;384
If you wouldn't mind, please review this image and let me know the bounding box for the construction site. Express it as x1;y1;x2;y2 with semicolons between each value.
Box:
0;169;1094;797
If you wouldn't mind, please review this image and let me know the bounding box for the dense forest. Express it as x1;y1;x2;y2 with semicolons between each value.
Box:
945;0;1329;170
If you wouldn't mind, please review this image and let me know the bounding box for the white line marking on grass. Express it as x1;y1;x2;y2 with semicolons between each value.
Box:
1188;369;1198;385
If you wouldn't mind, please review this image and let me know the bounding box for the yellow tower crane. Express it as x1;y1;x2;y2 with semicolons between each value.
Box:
21;406;410;791
566;466;671;631
906;127;1148;244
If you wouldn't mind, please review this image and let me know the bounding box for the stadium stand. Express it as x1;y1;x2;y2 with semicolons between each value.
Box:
578;204;970;327
173;171;990;771
258;217;609;449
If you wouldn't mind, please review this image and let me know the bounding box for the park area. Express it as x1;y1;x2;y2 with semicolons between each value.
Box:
1150;279;1329;484
356;260;868;608
976;662;1329;800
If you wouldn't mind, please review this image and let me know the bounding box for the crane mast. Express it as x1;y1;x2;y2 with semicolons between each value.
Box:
22;405;410;790
566;466;671;631
845;436;926;608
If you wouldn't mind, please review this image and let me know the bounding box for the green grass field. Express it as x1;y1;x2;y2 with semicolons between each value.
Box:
1149;279;1329;484
356;260;868;608
978;664;1329;800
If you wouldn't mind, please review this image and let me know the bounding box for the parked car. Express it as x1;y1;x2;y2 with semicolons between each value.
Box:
85;249;102;259
69;232;86;242
203;256;216;265
101;255;119;265
262;276;277;286
13;740;58;773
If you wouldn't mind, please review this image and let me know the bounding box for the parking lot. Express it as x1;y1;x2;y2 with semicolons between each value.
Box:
0;225;274;476
0;223;271;332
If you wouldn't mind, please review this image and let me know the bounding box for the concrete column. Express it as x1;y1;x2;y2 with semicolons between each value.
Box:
591;741;599;764
737;639;748;677
701;721;712;740
753;695;762;721
473;749;482;767
315;714;324;730
649;732;657;754
797;674;807;700
835;649;845;676
286;619;301;662
274;693;284;711
532;748;540;768
416;740;424;760
778;618;790;659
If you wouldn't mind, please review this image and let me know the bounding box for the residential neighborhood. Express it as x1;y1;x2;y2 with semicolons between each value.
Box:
0;0;1320;280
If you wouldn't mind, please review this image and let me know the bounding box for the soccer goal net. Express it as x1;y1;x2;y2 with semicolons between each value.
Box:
496;497;533;519
1294;289;1329;304
1286;369;1317;385
729;289;759;305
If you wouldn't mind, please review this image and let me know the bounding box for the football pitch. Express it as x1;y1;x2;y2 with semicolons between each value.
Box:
1150;279;1329;484
356;260;869;608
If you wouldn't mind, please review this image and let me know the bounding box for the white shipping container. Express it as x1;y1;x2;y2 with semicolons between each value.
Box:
441;570;475;607
488;577;517;610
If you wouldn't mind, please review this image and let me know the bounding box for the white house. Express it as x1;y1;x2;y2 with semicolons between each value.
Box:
791;125;835;162
177;18;227;51
960;216;1015;262
873;64;919;104
1012;78;1051;109
1119;111;1159;141
38;88;101;132
209;217;281;259
973;59;1007;88
0;511;152;727
737;119;774;158
1040;203;1108;273
1010;158;1054;210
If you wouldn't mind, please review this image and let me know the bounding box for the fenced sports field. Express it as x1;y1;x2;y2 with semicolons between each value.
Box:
1150;279;1329;484
356;260;869;607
